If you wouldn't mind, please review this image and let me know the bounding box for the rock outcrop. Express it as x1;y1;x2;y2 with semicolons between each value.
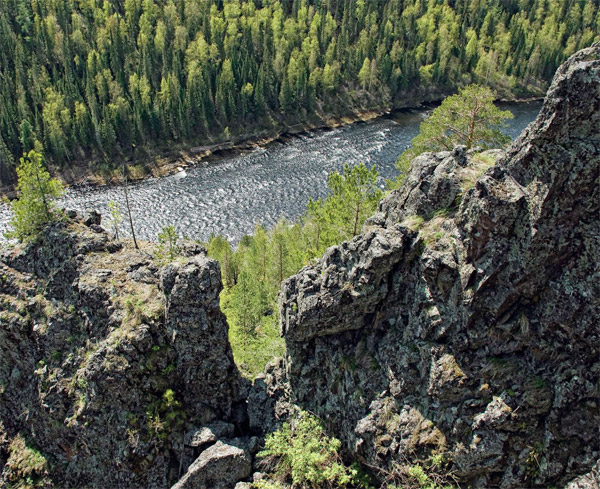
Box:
1;45;598;489
277;45;599;487
0;216;246;488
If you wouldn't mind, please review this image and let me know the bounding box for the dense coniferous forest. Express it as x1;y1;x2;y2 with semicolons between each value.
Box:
0;0;598;183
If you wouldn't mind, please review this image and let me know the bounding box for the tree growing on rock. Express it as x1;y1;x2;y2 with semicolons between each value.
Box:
154;225;180;265
396;85;513;172
107;201;123;240
5;150;64;242
307;163;383;249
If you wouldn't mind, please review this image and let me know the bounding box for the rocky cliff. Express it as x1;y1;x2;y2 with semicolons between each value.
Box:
0;214;249;488
1;45;598;489
275;45;599;487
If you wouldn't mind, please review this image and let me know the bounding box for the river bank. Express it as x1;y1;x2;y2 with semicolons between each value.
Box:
0;105;395;201
76;106;398;190
0;88;544;200
0;100;539;244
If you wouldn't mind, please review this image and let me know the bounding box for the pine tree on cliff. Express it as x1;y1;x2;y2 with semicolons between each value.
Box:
396;85;514;173
5;150;64;242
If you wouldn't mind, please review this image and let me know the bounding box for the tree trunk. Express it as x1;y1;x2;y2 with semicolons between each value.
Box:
123;161;139;250
353;203;361;236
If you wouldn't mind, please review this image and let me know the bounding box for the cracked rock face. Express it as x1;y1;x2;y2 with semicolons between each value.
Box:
277;45;599;488
161;256;243;421
0;215;244;489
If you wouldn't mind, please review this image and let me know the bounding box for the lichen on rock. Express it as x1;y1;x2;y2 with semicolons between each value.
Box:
274;44;600;488
0;213;246;488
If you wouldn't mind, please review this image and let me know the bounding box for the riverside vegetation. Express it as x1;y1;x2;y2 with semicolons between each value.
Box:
0;0;598;184
0;45;597;489
204;84;512;378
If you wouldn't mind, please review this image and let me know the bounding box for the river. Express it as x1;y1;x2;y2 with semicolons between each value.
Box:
0;102;541;243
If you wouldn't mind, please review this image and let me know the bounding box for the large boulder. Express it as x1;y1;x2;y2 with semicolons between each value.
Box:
171;441;251;489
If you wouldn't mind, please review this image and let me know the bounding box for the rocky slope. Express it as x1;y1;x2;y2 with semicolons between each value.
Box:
0;45;598;489
0;214;249;488
274;45;600;487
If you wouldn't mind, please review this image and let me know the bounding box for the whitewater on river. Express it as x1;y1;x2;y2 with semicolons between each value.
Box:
0;102;541;243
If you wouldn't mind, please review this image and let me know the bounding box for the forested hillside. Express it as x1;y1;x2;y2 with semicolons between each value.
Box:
0;0;598;183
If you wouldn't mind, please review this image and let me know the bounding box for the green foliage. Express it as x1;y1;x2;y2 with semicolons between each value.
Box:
307;162;383;254
257;411;362;489
397;85;513;172
107;201;123;240
146;389;185;440
208;163;382;377
459;151;501;191
227;311;285;379
0;134;15;184
404;464;454;489
252;481;284;489
123;296;146;327
228;269;263;338
4;150;64;242
213;222;290;378
154;225;180;265
384;456;456;489
206;233;240;288
0;0;595;181
380;466;453;489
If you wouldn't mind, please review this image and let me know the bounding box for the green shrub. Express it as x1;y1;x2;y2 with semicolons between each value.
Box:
384;459;456;489
226;308;285;379
154;225;180;265
257;411;363;488
146;389;186;440
4;434;50;488
107;201;123;240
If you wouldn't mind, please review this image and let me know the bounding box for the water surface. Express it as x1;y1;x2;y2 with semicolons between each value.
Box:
0;102;541;242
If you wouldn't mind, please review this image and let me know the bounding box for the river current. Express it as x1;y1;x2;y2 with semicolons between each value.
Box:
0;102;541;243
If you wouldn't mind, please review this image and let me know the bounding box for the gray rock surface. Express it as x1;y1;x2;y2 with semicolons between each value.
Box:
565;461;600;489
248;357;291;434
0;213;243;488
234;483;253;489
277;45;600;488
161;256;242;421
171;441;251;489
185;421;235;448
